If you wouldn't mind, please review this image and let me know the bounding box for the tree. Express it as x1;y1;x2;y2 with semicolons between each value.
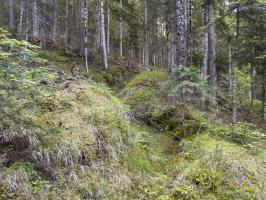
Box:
52;0;58;45
120;0;123;57
32;0;39;38
8;0;14;33
176;0;187;67
93;0;101;52
82;0;89;72
101;0;108;70
64;0;69;53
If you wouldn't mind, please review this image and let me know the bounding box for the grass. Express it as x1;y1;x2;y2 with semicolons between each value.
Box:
1;48;265;199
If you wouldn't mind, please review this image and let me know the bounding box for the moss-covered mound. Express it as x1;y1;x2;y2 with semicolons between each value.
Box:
0;80;135;199
130;131;266;200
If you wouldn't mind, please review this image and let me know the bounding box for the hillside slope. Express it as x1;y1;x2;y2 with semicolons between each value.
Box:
0;50;265;200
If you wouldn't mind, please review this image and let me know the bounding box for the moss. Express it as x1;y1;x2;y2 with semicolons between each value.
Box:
126;69;167;89
124;88;156;106
7;161;39;180
58;100;72;110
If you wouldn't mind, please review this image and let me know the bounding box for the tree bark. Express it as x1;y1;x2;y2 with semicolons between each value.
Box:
228;45;232;92
144;0;149;65
107;0;110;54
208;2;218;108
82;0;89;72
232;7;240;124
64;0;69;53
176;0;187;67
25;2;29;41
250;65;256;107
263;69;266;121
32;0;39;38
202;4;208;82
52;0;58;45
19;0;25;36
120;0;123;57
39;0;47;48
167;10;176;67
201;4;209;108
100;0;108;70
8;0;15;33
187;0;193;66
93;0;101;52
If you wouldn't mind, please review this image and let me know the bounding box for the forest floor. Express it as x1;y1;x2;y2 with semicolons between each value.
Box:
1;49;266;200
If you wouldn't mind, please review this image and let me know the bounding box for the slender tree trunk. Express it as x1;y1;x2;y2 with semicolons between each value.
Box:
120;0;123;57
107;0;110;54
93;0;101;52
232;7;240;124
144;0;149;65
187;0;193;66
201;5;209;108
25;2;29;41
64;0;69;53
167;13;176;67
263;69;266;121
250;66;256;107
52;0;58;45
19;0;25;36
202;5;208;82
100;0;108;70
232;66;237;123
176;0;187;67
228;45;232;92
208;2;218;108
32;0;39;38
83;0;89;72
39;0;47;48
8;0;15;33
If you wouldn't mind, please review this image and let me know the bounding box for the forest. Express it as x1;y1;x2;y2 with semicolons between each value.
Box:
0;0;265;199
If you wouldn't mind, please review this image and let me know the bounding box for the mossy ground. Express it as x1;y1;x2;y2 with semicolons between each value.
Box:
0;49;265;199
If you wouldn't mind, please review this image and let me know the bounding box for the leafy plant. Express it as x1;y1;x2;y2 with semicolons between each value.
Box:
161;66;215;106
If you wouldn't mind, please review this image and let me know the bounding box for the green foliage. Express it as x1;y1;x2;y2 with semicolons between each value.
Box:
161;67;215;105
235;65;252;101
0;29;55;135
0;161;49;198
125;88;156;106
0;28;45;64
126;69;167;88
58;100;72;110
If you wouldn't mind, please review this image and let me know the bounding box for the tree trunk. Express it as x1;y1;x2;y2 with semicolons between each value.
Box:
8;0;15;33
144;0;149;65
19;0;25;36
176;0;187;67
93;0;101;52
25;2;29;41
187;0;193;66
232;7;240;124
232;67;237;123
64;0;69;53
208;2;218;108
167;12;176;67
119;0;123;57
202;5;208;82
263;69;266;122
250;66;256;107
228;45;232;92
52;0;58;45
32;0;39;38
82;0;89;72
100;0;108;70
201;5;209;108
39;0;47;48
107;0;110;54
